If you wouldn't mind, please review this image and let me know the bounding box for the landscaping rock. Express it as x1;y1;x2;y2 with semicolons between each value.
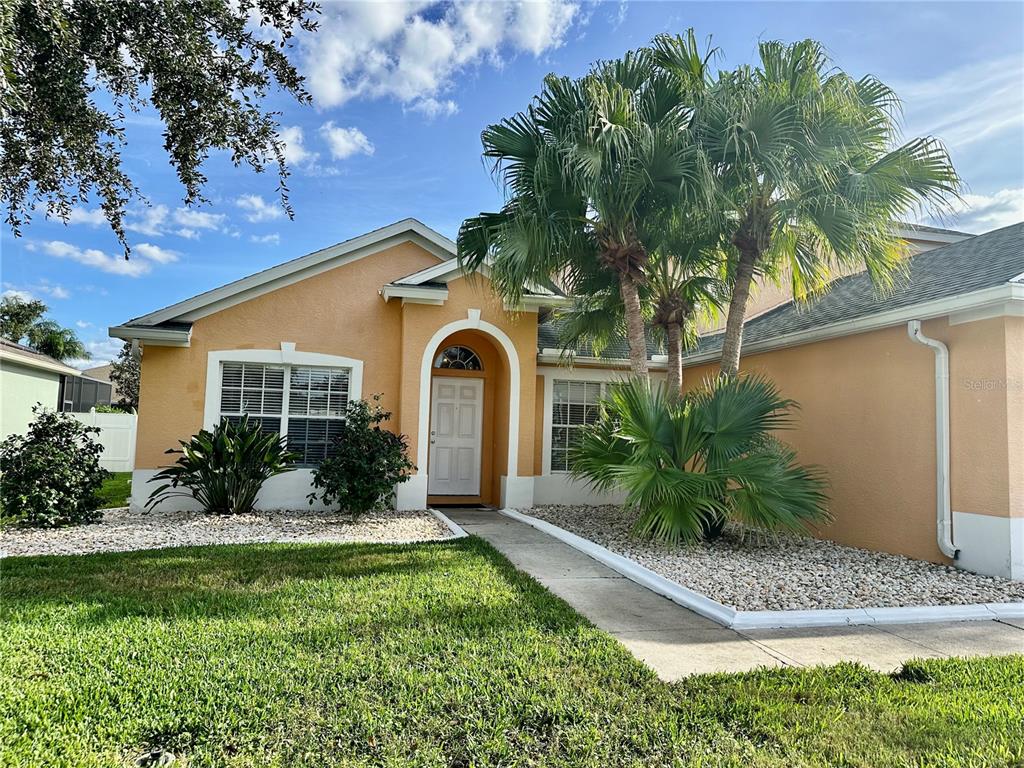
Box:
1;507;453;558
525;505;1024;610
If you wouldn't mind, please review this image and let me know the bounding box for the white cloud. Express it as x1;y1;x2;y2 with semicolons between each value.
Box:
66;207;107;226
36;240;178;277
279;125;319;166
2;288;35;302
924;187;1024;233
898;55;1024;152
2;281;71;300
176;228;199;239
302;1;579;114
71;338;125;369
235;194;284;223
250;233;281;245
125;204;170;237
76;320;93;329
134;242;180;264
408;97;458;118
320;122;375;159
173;208;226;231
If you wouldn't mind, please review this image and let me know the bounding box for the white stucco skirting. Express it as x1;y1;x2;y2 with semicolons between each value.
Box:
500;509;1024;630
952;511;1024;580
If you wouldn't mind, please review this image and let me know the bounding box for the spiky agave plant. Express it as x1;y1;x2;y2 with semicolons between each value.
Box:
569;375;830;543
147;415;297;515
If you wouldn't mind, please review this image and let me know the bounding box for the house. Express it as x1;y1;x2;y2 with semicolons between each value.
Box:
111;219;1024;579
0;339;113;438
81;362;124;404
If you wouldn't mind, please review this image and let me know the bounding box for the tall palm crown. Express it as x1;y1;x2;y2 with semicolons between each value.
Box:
458;48;710;376
25;321;86;362
555;210;726;398
664;37;962;377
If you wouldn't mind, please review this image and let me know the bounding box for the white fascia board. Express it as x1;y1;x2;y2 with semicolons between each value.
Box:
679;283;1021;367
122;219;454;326
892;227;971;245
507;295;573;312
536;349;667;370
109;324;192;347
394;256;559;299
394;258;466;285
379;284;449;305
0;348;81;376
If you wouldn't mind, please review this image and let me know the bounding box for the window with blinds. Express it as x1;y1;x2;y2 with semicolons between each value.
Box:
550;380;605;472
219;362;350;467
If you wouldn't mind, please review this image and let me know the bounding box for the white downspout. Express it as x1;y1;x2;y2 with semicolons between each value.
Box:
907;320;959;560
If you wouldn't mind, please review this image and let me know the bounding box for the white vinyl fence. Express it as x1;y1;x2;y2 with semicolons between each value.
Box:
71;409;138;472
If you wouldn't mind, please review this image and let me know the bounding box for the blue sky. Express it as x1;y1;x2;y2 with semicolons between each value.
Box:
2;0;1022;366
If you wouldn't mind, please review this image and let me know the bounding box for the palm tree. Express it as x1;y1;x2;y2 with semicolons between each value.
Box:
556;215;725;399
25;321;87;362
653;37;962;378
570;375;830;543
458;49;709;377
647;248;724;398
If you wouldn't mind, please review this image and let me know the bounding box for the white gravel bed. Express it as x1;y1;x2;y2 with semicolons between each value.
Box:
1;506;454;558
525;505;1024;611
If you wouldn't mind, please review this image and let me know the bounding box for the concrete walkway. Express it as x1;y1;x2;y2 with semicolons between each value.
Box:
447;508;1024;679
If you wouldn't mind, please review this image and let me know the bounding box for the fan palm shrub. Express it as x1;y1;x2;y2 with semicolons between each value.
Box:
147;416;297;514
570;375;830;543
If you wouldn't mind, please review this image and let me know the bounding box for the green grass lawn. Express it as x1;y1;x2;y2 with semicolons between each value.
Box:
95;471;131;508
1;539;1021;767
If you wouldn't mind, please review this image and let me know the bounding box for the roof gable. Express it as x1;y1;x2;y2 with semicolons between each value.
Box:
121;218;455;328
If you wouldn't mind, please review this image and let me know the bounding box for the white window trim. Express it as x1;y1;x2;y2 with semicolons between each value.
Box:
203;343;364;430
537;366;665;476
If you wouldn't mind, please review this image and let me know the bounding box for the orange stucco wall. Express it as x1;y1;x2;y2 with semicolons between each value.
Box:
1006;316;1024;518
132;233;1016;566
135;243;539;492
682;315;1017;563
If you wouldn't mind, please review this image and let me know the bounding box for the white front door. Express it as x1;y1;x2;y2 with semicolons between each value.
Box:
428;377;483;496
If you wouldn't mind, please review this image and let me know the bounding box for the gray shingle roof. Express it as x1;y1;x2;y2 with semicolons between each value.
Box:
537;221;1023;359
537;317;662;359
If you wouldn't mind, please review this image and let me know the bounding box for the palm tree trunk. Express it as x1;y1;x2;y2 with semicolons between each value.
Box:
617;270;649;377
666;321;682;400
719;248;757;379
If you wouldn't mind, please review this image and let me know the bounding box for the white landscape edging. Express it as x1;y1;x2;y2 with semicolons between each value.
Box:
428;508;470;540
500;508;1024;630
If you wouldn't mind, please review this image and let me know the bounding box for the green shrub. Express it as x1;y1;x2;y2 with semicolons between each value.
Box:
94;403;129;414
308;395;415;519
570;375;831;543
0;407;108;528
147;415;297;514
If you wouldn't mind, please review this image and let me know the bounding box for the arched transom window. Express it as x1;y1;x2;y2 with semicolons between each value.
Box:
433;345;483;370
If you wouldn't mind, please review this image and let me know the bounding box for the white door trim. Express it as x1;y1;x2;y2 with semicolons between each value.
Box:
428;376;483;496
415;309;521;478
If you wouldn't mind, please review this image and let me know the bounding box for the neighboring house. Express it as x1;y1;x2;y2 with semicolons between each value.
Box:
82;363;123;404
0;339;113;438
111;219;1024;579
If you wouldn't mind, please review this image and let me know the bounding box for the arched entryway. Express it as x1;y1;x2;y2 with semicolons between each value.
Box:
425;328;511;506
